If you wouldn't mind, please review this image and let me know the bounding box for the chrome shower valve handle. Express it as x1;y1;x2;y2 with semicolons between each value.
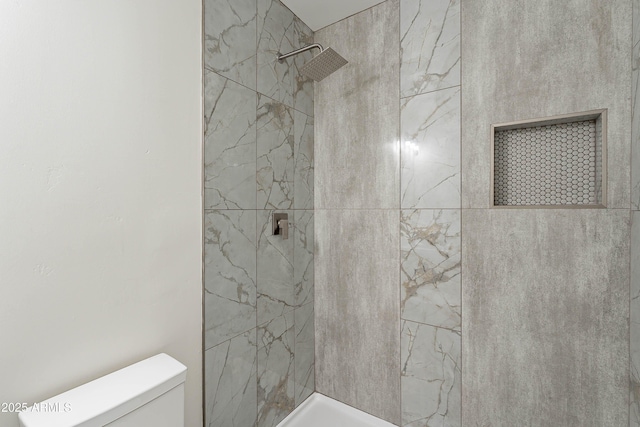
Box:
272;213;289;240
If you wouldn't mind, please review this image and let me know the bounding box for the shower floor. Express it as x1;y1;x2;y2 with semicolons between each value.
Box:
277;393;397;427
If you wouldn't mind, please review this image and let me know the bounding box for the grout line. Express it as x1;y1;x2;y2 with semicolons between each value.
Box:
397;0;403;423
254;0;259;421
204;66;257;95
399;316;462;334
399;83;462;101
201;0;207;425
459;0;464;423
631;3;636;425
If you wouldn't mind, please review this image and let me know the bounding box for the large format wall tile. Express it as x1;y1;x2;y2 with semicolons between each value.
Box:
257;210;294;325
462;0;631;208
294;302;315;406
294;111;314;210
400;0;460;98
205;72;257;210
315;0;400;209
401;86;460;209
401;320;461;427
401;209;460;331
204;1;314;426
632;211;640;426
258;0;295;107
315;209;400;424
292;18;314;117
257;312;295;427
205;330;258;427
204;210;257;349
257;0;314;115
634;0;640;211
204;0;257;89
257;95;294;210
293;210;313;307
462;209;629;426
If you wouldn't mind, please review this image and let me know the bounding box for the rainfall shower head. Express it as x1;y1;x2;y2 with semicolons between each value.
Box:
277;43;347;82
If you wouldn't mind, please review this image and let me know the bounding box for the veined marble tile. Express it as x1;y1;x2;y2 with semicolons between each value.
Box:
401;320;461;427
294;111;313;210
294;302;315;407
204;0;257;90
632;211;640;426
292;17;314;117
204;210;257;349
401;209;460;331
401;86;460;209
633;0;640;211
293;210;314;307
204;72;257;210
258;311;295;427
205;330;257;427
258;0;296;108
400;0;460;98
257;210;294;325
257;95;294;210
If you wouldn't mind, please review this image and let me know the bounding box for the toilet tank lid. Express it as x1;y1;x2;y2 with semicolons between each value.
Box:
18;353;187;427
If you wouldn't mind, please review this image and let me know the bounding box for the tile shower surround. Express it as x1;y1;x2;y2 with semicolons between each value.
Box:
205;0;636;426
399;3;461;423
400;0;460;98
632;1;640;425
632;212;640;426
463;0;631;425
401;86;461;209
203;0;314;426
315;0;461;425
314;0;401;423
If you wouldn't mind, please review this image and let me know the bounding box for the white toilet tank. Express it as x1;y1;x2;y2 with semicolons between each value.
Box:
18;353;187;427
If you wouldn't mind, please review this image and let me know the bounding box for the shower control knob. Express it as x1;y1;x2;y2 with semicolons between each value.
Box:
277;219;288;240
272;213;289;240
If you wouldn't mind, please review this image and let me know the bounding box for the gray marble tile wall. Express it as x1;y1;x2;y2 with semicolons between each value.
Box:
203;0;314;426
315;0;461;425
401;86;460;209
314;3;400;211
633;212;640;427
400;0;460;98
315;209;401;423
401;321;461;426
633;2;640;426
204;0;633;426
400;210;461;426
462;2;631;210
463;210;630;425
314;0;401;424
633;0;640;211
462;1;632;426
399;0;461;425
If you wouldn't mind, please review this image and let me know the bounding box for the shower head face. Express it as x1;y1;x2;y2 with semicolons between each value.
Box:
300;48;348;82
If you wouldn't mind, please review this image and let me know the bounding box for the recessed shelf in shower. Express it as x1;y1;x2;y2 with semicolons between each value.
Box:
490;109;607;208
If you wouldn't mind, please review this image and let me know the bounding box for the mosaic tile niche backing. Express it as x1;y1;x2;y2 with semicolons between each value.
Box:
492;111;605;207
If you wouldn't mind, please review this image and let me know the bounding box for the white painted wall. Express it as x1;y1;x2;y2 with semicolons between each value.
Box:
0;2;202;427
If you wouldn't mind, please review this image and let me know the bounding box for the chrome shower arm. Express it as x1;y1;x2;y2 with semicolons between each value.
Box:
277;43;324;61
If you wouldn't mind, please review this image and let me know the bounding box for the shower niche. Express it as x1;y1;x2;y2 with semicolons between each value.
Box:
490;109;607;208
